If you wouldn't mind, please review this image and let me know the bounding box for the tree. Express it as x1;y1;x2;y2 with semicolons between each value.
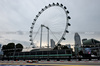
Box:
53;44;61;50
2;43;23;56
7;43;15;52
53;44;69;50
2;43;15;56
53;45;58;50
2;45;7;55
16;43;23;52
61;46;69;49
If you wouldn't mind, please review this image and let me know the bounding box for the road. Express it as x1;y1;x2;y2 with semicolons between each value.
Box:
0;61;100;66
38;61;100;65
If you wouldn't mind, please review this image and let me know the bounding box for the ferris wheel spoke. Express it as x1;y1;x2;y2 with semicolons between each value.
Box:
49;29;59;41
33;26;41;41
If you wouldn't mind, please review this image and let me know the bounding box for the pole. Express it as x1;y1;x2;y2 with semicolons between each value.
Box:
40;25;43;48
47;27;49;48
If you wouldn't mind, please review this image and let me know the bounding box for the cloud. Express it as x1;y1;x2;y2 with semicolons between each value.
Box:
16;31;24;35
0;0;100;48
0;36;3;38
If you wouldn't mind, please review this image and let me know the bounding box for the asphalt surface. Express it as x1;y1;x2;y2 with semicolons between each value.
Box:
0;61;100;66
38;61;100;65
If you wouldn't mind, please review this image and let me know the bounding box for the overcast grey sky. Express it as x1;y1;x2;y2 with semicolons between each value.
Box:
0;0;100;49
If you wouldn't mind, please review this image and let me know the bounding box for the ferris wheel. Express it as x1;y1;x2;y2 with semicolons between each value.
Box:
29;3;71;48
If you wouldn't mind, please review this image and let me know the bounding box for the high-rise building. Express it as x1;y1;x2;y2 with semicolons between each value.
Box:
0;44;1;51
50;39;55;48
74;33;81;55
0;44;3;55
74;33;81;46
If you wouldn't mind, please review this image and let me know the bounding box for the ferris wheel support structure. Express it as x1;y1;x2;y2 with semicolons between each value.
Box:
40;24;49;48
29;3;71;48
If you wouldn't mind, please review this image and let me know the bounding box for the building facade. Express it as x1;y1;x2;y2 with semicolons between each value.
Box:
50;39;55;48
74;33;82;56
82;39;100;56
0;44;3;55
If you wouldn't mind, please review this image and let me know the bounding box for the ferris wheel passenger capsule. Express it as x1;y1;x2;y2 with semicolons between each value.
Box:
30;43;33;45
68;23;71;26
62;37;66;40
32;23;35;25
39;12;41;14
30;39;32;41
29;35;32;37
66;30;69;33
52;3;55;6
36;15;39;17
66;10;69;14
56;3;59;5
64;6;67;9
32;46;35;48
45;6;48;8
42;8;44;11
60;4;63;7
49;4;51;7
34;19;36;21
67;16;71;19
31;27;33;29
30;31;32;33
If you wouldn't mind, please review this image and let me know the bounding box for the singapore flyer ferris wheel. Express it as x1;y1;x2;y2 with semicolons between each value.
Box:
29;3;71;48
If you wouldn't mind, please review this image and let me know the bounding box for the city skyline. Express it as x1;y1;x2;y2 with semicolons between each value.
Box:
0;0;100;49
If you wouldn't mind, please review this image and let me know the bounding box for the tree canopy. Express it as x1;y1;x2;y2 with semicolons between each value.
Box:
16;43;23;52
53;44;69;50
2;43;23;56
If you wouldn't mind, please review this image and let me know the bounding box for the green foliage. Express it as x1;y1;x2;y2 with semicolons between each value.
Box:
2;45;7;50
16;43;23;52
53;44;69;50
7;43;15;52
2;45;7;55
61;46;69;49
53;45;58;50
2;43;23;56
